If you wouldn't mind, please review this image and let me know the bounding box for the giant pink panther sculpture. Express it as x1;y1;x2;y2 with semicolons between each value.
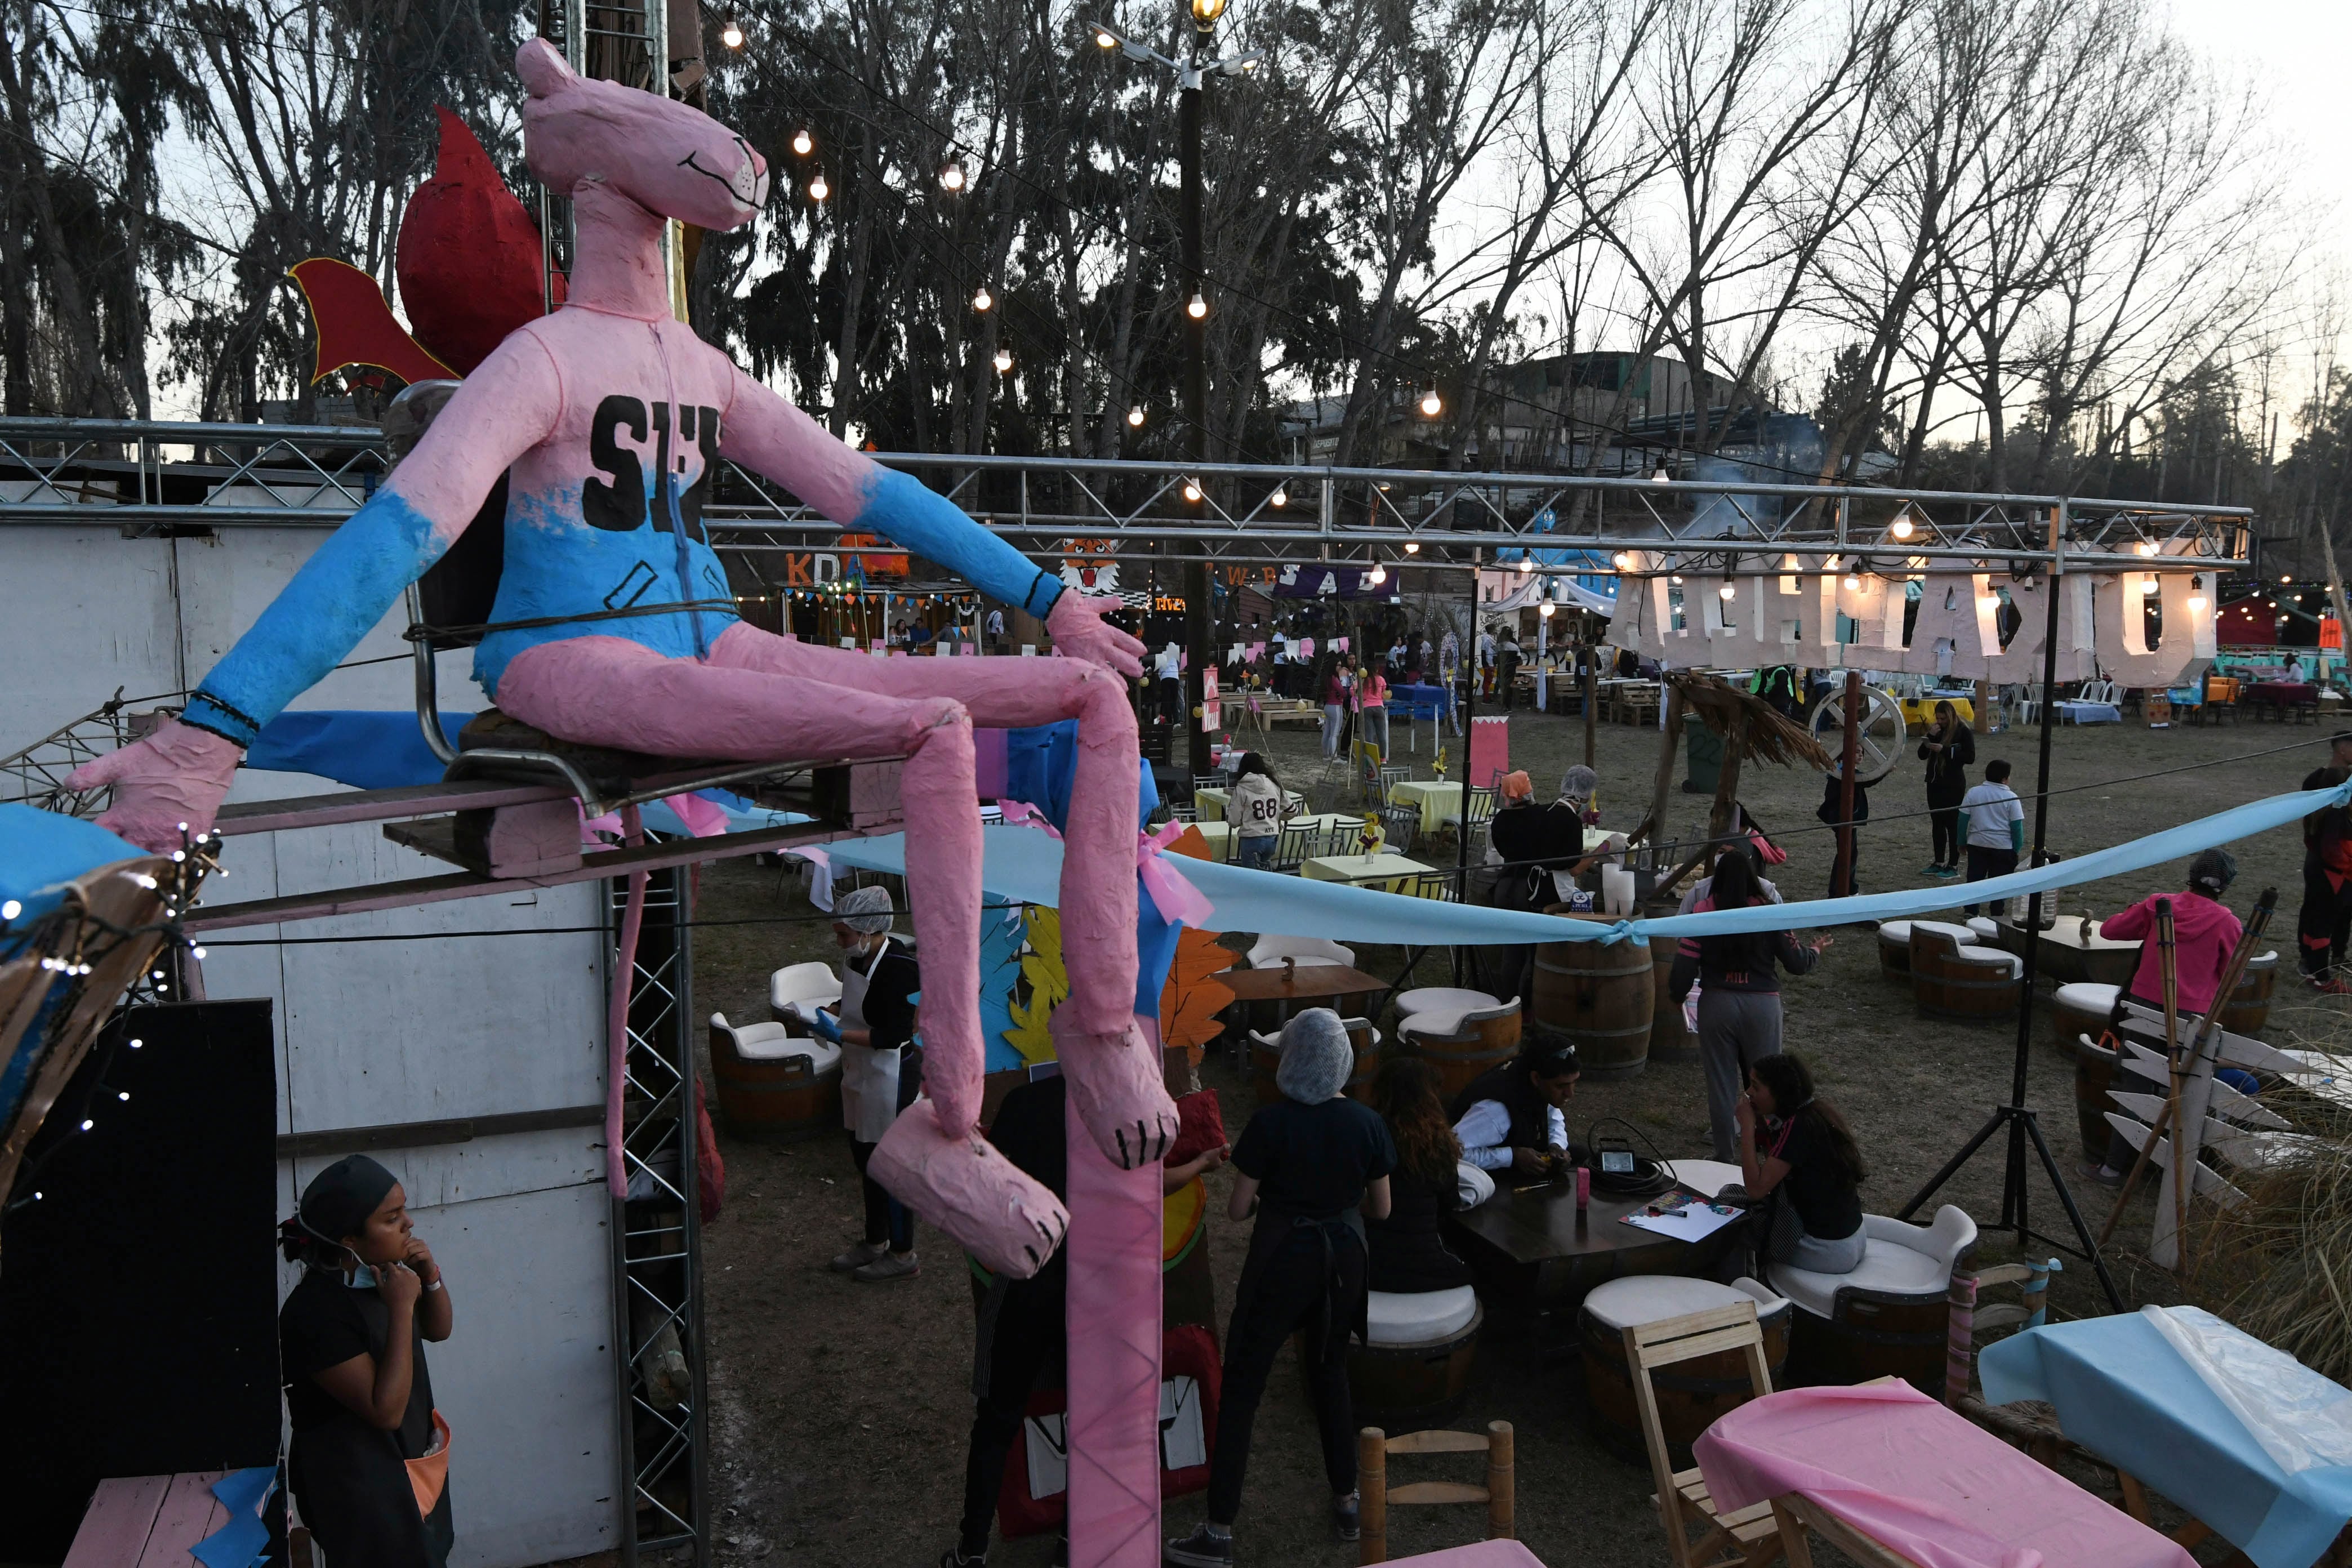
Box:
68;41;1179;1277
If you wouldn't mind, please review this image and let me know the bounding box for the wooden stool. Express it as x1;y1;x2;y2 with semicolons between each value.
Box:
1350;1290;1484;1429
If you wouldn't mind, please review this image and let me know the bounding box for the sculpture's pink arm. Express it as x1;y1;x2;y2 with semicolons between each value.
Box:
66;336;562;850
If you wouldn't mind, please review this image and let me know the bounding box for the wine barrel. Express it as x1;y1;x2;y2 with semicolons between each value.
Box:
707;1018;841;1142
1649;941;1695;1061
1582;1279;1788;1467
1530;908;1652;1079
2220;951;2278;1037
2050;983;2120;1056
1909;930;2022;1020
1349;1296;1484;1429
1249;1018;1382;1108
2072;1034;2122;1164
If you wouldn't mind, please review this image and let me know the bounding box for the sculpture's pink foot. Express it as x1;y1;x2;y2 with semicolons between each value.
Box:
1053;1014;1179;1170
867;1101;1069;1279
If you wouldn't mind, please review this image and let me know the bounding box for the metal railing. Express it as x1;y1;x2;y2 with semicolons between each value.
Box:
0;416;2255;576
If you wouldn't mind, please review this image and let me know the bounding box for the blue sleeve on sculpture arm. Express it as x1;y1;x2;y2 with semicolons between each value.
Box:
181;488;444;747
854;465;1063;619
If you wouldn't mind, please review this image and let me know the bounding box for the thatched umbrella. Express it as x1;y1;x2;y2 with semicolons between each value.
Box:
1636;674;1835;891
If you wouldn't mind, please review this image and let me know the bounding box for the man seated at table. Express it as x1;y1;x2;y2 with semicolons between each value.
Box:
1449;1041;1581;1178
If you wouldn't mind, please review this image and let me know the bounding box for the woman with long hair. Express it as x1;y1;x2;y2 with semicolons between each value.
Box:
1364;1058;1476;1294
1669;851;1830;1161
1225;751;1287;870
1918;699;1975;877
1739;1052;1867;1274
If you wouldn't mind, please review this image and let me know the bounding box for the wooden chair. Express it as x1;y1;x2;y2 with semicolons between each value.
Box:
1625;1303;1788;1568
1356;1422;1514;1566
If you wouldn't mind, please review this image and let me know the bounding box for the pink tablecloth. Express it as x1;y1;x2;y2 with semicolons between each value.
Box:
1692;1383;2195;1568
1386;1541;1545;1568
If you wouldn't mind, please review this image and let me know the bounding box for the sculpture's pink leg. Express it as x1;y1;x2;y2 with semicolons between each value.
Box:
494;635;1067;1276
708;626;1175;1168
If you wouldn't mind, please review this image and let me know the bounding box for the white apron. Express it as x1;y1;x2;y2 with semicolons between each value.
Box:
837;940;905;1144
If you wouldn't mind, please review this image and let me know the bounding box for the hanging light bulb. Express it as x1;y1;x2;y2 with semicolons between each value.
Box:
2283;574;2294;585
1890;513;1914;540
1126;404;1143;427
1719;580;1737;600
1187;292;1209;319
1183;480;1202;502
792;128;814;156
720;18;745;47
992;348;1013;373
1651;467;1670;483
1420;388;1442;417
1403;539;1418;553
2141;576;2160;595
1611;552;1632;571
1671;574;1683;585
2189;594;2209;612
1844;573;1863;591
2137;541;2157;557
808;175;830;201
1518;555;1533;574
939;161;966;191
1268;487;1287;507
1539;599;1556;618
1368;562;1388;586
973;286;993;311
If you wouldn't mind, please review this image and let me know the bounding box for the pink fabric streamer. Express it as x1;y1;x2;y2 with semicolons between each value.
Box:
997;799;1063;839
1137;821;1216;928
1063;1015;1166;1568
1693;1383;2196;1568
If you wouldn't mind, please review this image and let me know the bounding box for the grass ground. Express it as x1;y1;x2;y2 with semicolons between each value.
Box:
684;697;2344;1567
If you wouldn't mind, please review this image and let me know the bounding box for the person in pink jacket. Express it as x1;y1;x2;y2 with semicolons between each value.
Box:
2081;849;2243;1186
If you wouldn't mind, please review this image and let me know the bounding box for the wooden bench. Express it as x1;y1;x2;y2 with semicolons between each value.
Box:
67;1472;248;1568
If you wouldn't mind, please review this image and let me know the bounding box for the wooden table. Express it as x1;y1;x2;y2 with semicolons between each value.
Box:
1222;963;1389;1009
1303;851;1433;893
1447;1175;1743;1316
1993;915;2140;987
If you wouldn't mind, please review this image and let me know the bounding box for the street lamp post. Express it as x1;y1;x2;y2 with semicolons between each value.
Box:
1092;10;1260;778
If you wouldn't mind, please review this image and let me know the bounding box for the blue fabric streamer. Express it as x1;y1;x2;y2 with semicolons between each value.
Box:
827;776;2352;948
0;803;145;934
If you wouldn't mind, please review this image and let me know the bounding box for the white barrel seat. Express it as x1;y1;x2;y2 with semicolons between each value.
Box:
1878;918;1977;978
1366;1284;1480;1345
1395;986;1500;1018
769;960;843;1026
715;1014;842;1071
2053;981;2121;1017
1950;945;2024;978
1966;916;2002;942
1245;935;1356;969
1582;1273;1788;1334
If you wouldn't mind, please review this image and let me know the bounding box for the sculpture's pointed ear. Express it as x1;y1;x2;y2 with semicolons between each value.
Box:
518;37;574;97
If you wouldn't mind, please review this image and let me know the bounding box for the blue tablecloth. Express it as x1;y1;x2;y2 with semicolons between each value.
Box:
1981;1314;2352;1567
2056;700;2122;723
1391;683;1453;720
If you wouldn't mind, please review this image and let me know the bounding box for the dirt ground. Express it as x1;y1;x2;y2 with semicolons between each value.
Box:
681;697;2346;1568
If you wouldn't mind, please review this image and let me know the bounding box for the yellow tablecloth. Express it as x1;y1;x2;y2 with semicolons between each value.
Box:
1195;785;1304;822
1302;852;1435;893
1388;779;1464;831
1900;695;1976;733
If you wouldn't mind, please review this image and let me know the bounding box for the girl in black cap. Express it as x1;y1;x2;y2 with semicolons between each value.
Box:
278;1155;456;1566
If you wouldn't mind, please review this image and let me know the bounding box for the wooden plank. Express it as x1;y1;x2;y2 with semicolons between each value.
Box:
1637;1323;1762;1370
184;819;848;931
1633;1302;1758;1349
63;1475;171;1568
136;1472;228;1568
1385;1481;1491;1506
216;778;571;835
1384;1429;1490;1455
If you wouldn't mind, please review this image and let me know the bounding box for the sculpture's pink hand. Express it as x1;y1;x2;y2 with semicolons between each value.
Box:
1053;1013;1179;1171
1048;591;1147;680
868;1102;1070;1279
63;719;243;854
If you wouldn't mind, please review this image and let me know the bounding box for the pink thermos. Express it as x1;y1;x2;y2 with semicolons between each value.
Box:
1576;1166;1591;1210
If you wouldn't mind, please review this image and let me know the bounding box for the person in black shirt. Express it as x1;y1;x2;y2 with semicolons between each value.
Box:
1818;760;1871;896
277;1155;456;1568
1737;1052;1865;1275
1918;700;1975;877
1448;1041;1580;1177
943;1075;1228;1568
2297;737;2352;991
1167;1012;1395;1567
1364;1058;1474;1294
1669;853;1829;1160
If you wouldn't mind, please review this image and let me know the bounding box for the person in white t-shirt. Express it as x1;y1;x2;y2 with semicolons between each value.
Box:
1959;759;2026;917
985;607;1005;652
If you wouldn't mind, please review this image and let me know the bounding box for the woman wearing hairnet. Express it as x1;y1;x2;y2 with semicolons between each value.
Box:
1167;1010;1394;1566
803;884;926;1281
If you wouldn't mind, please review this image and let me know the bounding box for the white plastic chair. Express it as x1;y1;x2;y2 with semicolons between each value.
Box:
769;960;843;1028
1245;935;1357;970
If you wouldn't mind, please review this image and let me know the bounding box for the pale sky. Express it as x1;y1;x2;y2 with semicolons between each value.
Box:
2167;0;2352;265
